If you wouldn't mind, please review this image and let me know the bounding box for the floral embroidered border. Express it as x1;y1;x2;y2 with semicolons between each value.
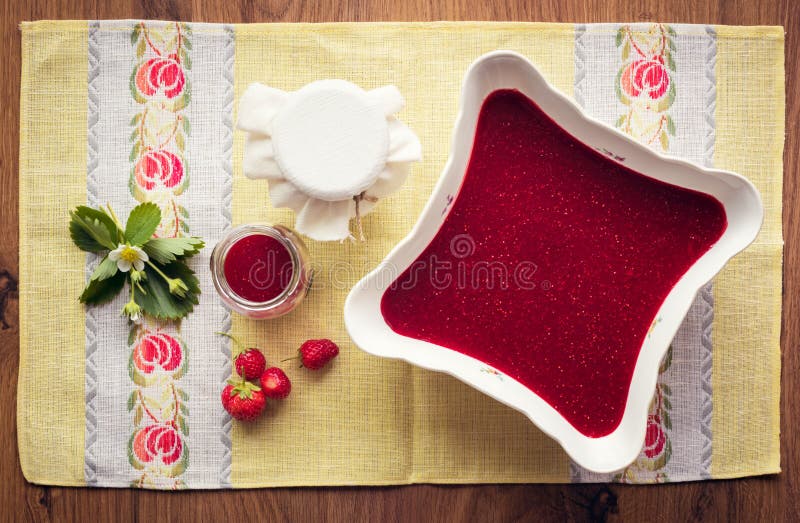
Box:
614;24;677;151
126;22;193;489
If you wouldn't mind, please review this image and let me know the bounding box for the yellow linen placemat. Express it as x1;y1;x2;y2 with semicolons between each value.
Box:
18;21;782;488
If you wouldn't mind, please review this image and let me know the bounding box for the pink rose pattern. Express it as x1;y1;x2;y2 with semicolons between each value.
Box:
134;150;186;192
643;414;667;460
620;59;670;100
126;22;192;489
135;56;186;99
131;332;186;379
132;423;184;466
614;24;677;151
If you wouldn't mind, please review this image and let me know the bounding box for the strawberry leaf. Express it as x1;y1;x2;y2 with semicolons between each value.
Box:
125;202;162;246
69;206;122;252
142;237;204;264
79;271;126;305
136;262;200;320
90;254;119;282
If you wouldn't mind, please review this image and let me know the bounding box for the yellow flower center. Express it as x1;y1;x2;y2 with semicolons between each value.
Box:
120;246;140;263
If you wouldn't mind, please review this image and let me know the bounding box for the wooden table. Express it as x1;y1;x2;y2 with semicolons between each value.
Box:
1;1;796;521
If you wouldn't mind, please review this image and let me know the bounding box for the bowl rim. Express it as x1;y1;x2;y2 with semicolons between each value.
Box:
344;50;763;473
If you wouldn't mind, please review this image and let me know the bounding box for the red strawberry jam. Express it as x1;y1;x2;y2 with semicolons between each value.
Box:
223;234;294;303
380;89;727;437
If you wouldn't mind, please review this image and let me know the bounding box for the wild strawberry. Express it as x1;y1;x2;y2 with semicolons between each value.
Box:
260;367;291;399
292;339;339;370
217;331;267;380
221;379;266;422
234;349;266;380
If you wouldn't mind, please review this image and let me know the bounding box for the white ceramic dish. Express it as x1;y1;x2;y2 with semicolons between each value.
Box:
343;51;763;473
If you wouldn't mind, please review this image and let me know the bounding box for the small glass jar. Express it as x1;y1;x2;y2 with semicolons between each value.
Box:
210;224;312;319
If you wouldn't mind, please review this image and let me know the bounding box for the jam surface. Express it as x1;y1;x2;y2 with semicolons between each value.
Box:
223;234;294;303
380;89;727;437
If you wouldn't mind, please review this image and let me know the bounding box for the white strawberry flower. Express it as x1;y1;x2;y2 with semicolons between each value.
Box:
109;243;149;272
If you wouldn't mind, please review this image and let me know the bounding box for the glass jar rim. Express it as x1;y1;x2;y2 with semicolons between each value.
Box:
210;224;305;310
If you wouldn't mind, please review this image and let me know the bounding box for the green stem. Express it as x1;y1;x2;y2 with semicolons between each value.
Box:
146;259;173;283
280;353;304;369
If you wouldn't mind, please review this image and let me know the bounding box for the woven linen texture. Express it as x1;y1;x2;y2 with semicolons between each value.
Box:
17;21;782;488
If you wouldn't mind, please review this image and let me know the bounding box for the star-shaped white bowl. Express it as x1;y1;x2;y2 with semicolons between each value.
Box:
344;51;762;473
